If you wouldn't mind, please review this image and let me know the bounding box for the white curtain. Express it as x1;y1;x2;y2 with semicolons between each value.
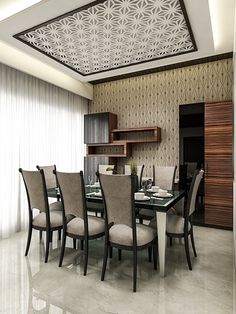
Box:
0;63;88;238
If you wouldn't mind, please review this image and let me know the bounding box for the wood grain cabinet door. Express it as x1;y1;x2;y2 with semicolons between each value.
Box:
204;102;233;228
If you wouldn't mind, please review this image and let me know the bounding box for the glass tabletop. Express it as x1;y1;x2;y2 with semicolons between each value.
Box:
48;186;185;213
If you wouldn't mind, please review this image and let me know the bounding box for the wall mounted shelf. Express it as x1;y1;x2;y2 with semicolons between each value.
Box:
86;142;131;157
111;126;161;144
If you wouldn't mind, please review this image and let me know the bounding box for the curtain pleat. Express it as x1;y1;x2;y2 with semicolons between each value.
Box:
0;63;88;238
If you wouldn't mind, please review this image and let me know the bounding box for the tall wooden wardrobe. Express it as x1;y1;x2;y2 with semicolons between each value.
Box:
204;101;233;228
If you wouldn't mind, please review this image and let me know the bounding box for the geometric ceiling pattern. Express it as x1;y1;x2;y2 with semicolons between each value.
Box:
14;0;197;76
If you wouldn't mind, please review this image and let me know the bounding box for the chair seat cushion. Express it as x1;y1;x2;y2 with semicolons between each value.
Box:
33;211;63;228
109;223;155;247
67;216;105;236
166;215;191;234
149;215;191;235
49;201;63;211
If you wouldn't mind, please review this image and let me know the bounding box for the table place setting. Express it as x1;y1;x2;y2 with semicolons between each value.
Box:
153;189;173;198
134;192;150;201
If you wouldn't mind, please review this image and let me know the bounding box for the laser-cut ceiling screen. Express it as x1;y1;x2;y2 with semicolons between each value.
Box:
14;0;197;76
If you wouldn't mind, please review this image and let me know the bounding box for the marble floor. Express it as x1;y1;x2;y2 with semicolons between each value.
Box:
0;226;235;314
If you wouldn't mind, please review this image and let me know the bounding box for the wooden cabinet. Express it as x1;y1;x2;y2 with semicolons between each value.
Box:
84;112;117;183
84;112;117;144
204;101;233;228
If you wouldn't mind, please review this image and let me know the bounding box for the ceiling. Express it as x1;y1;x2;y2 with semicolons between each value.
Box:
0;0;234;97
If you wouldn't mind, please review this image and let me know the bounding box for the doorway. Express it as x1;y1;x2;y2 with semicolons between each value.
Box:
179;103;205;225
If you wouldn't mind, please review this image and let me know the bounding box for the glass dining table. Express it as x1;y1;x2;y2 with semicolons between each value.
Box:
48;186;185;277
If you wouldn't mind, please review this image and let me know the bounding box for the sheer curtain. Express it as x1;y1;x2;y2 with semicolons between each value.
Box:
0;63;88;238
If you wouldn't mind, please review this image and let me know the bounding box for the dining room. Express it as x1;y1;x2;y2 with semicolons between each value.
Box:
0;0;236;313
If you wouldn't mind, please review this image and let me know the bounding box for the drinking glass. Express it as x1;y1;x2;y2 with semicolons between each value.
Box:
88;175;93;186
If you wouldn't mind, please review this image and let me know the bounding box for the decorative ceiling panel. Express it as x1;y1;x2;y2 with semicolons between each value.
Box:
14;0;197;76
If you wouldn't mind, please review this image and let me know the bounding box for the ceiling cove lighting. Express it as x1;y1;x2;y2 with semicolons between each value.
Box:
0;0;43;21
208;0;234;52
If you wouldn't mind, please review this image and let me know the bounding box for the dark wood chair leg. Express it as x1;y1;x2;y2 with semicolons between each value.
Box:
45;230;50;263
184;234;192;270
133;249;137;292
83;238;89;276
59;232;66;267
118;249;122;261
25;226;32;256
50;231;53;243
101;242;109;281
190;228;197;257
73;238;76;249
148;246;152;262
58;230;61;241
139;218;143;224
80;240;84;250
153;243;157;270
109;246;113;258
169;237;173;246
39;230;42;241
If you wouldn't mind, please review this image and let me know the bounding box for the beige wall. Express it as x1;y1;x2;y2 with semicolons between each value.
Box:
90;59;233;177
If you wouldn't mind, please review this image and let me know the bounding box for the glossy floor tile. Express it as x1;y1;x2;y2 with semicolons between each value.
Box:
0;226;235;314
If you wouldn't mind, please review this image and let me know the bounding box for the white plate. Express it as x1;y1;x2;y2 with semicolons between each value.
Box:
94;192;102;197
135;196;150;201
153;192;173;198
147;188;160;193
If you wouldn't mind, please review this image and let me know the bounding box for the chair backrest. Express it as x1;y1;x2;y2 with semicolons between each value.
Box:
99;173;134;228
153;165;177;190
124;164;144;188
19;169;49;213
98;164;115;175
185;162;198;178
186;169;204;216
55;171;86;219
36;165;57;189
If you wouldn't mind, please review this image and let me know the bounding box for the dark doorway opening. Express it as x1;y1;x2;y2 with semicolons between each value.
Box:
179;103;205;225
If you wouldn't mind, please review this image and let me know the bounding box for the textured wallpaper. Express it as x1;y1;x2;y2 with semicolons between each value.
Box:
89;59;233;177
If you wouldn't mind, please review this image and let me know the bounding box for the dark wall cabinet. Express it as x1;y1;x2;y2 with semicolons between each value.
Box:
84;112;117;183
84;112;117;144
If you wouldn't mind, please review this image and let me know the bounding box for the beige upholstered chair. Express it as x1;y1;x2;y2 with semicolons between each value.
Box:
124;164;144;189
55;171;105;275
150;169;204;270
153;165;177;190
36;165;62;211
19;169;63;263
98;173;157;292
98;164;115;174
36;165;63;240
138;165;177;222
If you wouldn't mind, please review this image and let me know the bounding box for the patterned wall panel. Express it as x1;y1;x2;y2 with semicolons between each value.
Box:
89;59;233;177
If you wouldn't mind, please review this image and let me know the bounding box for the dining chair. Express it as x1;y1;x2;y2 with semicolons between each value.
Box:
137;165;177;223
19;168;63;263
36;165;62;210
124;164;144;189
150;169;204;270
98;173;157;292
36;165;63;241
54;170;105;275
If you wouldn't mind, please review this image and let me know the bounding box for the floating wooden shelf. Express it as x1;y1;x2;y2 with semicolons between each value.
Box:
86;142;131;157
111;126;161;143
